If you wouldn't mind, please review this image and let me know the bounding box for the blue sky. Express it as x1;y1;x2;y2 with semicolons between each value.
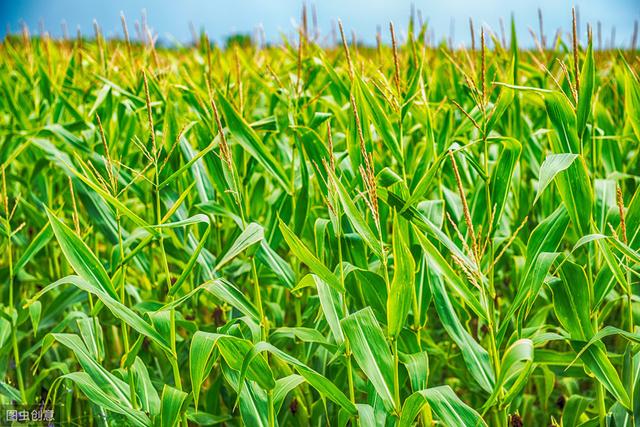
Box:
1;0;638;48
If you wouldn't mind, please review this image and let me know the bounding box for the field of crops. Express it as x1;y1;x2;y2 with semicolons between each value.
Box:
0;11;639;427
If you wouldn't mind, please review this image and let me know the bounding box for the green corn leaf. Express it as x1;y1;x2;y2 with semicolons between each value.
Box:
400;351;430;392
203;278;261;322
32;277;171;353
551;261;594;340
341;307;397;413
279;219;343;292
14;223;53;273
0;381;22;405
535;154;578;204
355;76;403;164
569;326;640;370
429;270;495;393
381;188;479;276
622;58;640;143
572;342;631;410
272;374;305;413
220;363;269;427
497;251;558;343
609;237;640;264
160;385;188;427
186;409;231;425
356;404;379;427
495;207;568;343
403;155;445;213
256;241;295;288
77;317;104;362
489;137;521;231
414;227;487;321
160;278;260;321
51;333;131;405
399;386;488;427
270;326;336;351
327;168;383;258
153;214;210;229
482;339;534;411
486;84;515;134
577;38;595;137
177;135;217;202
131;358;161;417
29;301;41;337
67;158;154;233
59;372;151;427
238;341;357;415
309;274;345;344
573;234;631;302
524;205;570;262
169;224;211;296
554;156;593;237
216;91;290;192
561;396;592;427
46;208;118;300
214;222;264;271
189;331;274;409
387;216;415;338
545;92;580;154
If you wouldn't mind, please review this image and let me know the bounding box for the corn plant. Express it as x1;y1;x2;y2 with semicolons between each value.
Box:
0;9;639;427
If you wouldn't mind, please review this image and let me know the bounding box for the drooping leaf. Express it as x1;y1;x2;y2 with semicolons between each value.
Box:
59;372;151;427
535;154;578;204
399;386;488;427
214;222;263;271
238;341;357;415
189;331;274;408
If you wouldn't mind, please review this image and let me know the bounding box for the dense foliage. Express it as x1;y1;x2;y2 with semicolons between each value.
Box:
1;15;639;427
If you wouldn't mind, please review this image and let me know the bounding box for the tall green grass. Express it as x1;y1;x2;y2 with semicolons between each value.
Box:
0;10;639;427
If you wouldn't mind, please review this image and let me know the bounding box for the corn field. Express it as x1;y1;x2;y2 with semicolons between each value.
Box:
0;10;639;427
